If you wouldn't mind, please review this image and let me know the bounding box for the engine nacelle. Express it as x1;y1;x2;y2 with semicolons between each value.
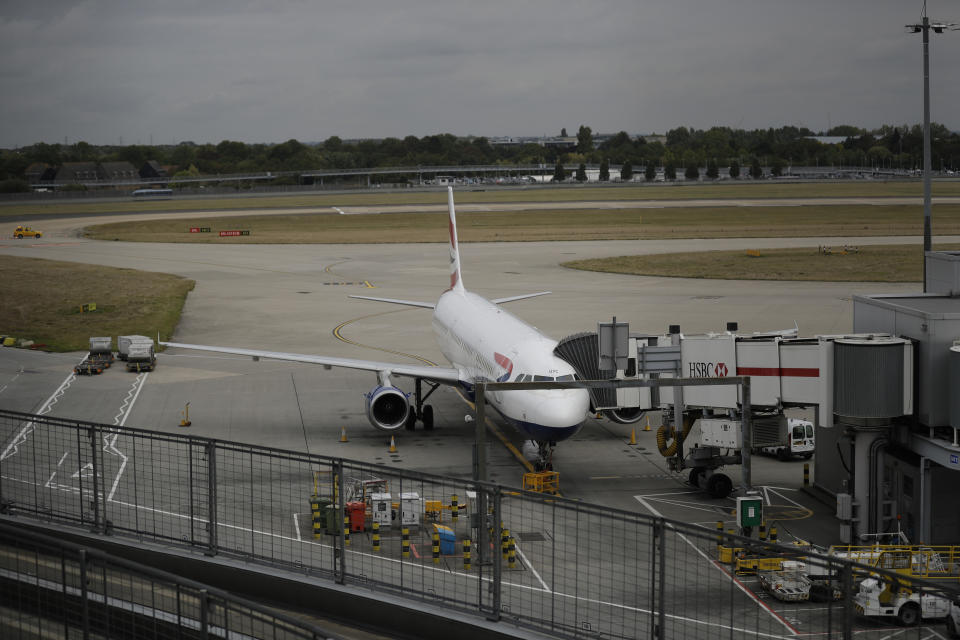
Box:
365;385;410;431
604;407;646;424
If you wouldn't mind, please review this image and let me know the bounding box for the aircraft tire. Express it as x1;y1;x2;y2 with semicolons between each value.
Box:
405;411;416;430
422;405;434;430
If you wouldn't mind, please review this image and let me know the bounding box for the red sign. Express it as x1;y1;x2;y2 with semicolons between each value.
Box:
189;227;211;233
218;230;250;237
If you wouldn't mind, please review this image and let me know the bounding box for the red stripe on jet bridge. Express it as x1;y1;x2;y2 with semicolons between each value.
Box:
736;367;820;377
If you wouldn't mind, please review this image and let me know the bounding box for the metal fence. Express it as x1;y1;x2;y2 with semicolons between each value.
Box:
2;408;959;640
0;520;342;640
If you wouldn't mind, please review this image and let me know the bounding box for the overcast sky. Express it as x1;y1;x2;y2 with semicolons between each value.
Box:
1;1;958;148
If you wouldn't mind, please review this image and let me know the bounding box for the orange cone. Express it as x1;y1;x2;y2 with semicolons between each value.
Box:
643;415;651;432
628;428;637;445
339;426;348;443
389;435;397;453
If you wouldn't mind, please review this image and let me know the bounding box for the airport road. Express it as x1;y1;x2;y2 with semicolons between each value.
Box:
0;223;951;638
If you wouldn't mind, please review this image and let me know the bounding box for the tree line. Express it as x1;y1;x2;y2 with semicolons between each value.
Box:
2;123;959;189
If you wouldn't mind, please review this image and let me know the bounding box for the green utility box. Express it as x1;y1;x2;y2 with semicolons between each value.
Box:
737;496;763;528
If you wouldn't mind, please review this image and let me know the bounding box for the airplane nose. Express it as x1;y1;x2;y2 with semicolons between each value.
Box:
531;389;590;428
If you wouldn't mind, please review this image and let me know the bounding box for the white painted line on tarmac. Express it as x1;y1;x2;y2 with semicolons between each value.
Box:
293;513;302;542
513;541;550;592
105;372;148;502
635;494;799;637
1;364;79;460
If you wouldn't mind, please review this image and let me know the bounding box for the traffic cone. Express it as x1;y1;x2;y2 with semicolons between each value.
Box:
339;426;348;443
643;415;651;432
628;428;637;445
389;435;397;453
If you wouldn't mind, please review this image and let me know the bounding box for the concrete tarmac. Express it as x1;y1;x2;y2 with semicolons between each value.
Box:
0;210;948;637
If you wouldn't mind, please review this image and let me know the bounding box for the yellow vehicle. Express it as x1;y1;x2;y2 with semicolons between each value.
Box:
13;225;42;239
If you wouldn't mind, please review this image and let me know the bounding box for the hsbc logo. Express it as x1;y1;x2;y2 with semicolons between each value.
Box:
688;362;729;378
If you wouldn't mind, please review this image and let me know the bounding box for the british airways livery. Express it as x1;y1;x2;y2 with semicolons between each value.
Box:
162;187;590;468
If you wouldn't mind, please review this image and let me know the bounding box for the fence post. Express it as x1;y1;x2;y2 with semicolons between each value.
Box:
199;588;209;637
89;425;101;533
650;518;666;640
488;485;502;621
206;442;218;556
79;549;90;640
841;561;853;640
334;460;345;584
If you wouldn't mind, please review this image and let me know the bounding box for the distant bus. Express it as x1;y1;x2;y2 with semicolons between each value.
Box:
132;188;173;199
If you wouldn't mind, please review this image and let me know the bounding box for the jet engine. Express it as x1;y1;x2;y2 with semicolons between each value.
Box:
604;407;646;424
365;385;410;431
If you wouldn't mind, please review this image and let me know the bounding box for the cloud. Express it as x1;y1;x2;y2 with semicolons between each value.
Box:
0;0;957;147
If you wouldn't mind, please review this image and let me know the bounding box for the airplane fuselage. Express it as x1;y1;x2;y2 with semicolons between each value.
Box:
432;289;589;442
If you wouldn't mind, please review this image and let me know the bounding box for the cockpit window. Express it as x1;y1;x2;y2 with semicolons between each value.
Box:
556;374;575;381
533;375;554;382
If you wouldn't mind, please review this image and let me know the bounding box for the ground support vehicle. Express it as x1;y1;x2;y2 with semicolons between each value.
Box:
757;418;814;460
74;337;115;375
125;340;156;371
945;600;960;637
12;225;42;239
853;546;960;626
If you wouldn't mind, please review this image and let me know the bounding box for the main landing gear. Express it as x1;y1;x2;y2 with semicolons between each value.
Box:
405;378;439;430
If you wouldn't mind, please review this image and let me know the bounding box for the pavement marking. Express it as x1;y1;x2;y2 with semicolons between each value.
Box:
332;309;437;366
293;513;302;542
635;493;799;637
0;366;24;395
0;361;80;460
513;540;550;592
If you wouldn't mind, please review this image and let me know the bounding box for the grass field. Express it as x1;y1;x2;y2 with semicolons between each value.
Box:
4;179;960;218
562;242;960;282
83;203;960;244
0;256;195;351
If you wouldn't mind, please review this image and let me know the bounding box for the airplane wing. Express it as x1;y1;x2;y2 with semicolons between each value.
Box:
159;341;462;384
491;291;551;304
348;291;550;307
347;295;435;309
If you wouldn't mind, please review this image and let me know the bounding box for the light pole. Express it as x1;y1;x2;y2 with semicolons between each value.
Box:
907;2;956;291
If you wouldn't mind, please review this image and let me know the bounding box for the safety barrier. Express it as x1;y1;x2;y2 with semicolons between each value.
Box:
2;408;960;639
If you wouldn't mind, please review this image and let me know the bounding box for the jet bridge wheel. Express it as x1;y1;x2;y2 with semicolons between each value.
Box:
705;473;732;499
688;468;705;488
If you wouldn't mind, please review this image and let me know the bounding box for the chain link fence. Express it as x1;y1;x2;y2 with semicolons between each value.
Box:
0;519;342;640
2;408;959;639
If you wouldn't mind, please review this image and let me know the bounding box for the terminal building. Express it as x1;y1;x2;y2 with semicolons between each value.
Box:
816;251;960;545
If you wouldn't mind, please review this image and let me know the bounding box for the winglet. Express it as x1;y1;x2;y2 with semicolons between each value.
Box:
447;187;465;292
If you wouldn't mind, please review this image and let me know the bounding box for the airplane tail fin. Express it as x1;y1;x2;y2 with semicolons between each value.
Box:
447;187;465;292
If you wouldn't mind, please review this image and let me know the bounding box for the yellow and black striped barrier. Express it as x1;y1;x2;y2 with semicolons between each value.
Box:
501;527;510;559
507;537;516;569
451;494;458;522
432;530;440;565
463;538;471;571
372;521;381;552
311;499;322;539
803;463;810;487
402;527;410;558
343;515;350;547
716;520;723;551
759;521;767;541
770;525;778;543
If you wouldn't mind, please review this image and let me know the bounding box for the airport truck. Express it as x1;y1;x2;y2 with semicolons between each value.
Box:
756;417;814;461
125;339;156;372
118;335;152;361
74;337;114;375
853;546;960;626
12;224;42;239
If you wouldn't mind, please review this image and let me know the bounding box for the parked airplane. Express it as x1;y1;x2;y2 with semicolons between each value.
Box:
161;187;590;469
